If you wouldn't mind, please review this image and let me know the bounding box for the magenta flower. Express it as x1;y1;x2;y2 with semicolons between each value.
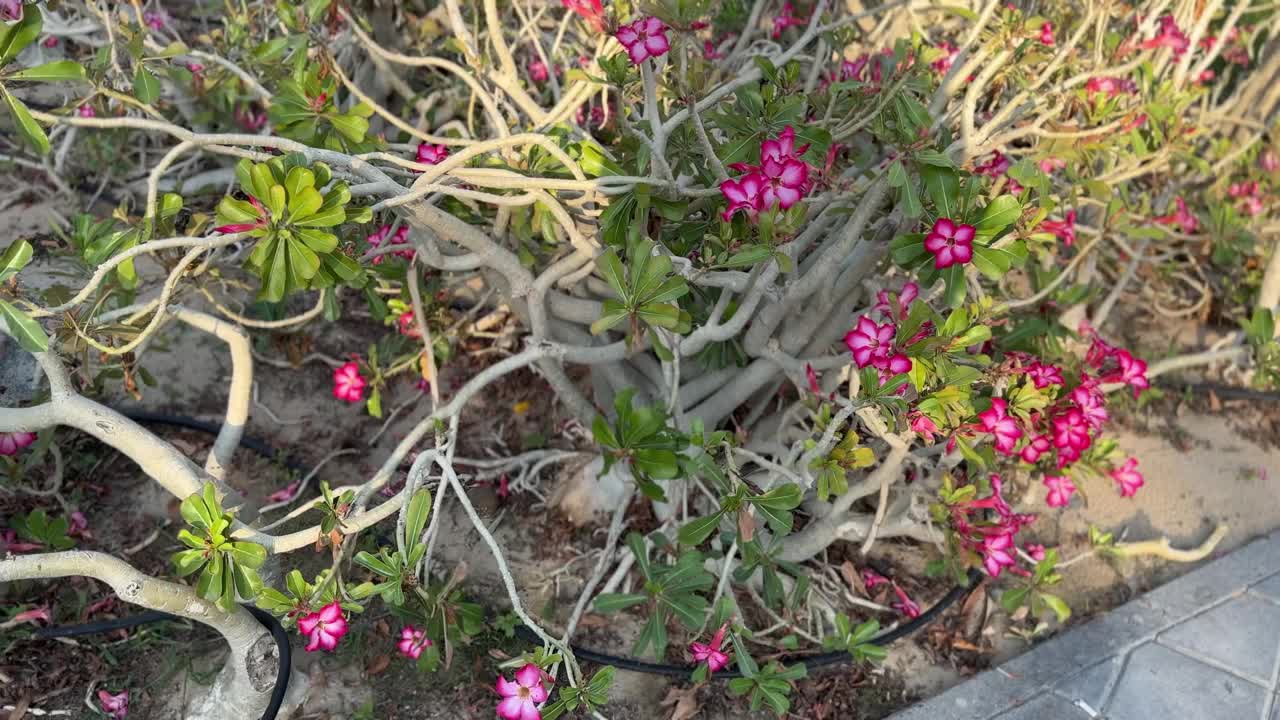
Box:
1039;157;1066;174
1153;196;1199;233
720;174;765;222
771;1;806;38
1043;475;1077;508
0;529;41;553
874;282;917;322
910;413;940;443
214;195;269;234
1052;409;1091;459
1070;386;1109;429
76;103;96;118
0;431;36;456
974;150;1011;178
843;316;894;368
1039;22;1055;45
839;55;870;82
923;217;975;269
415;143;449;166
98;689;129;719
496;663;551;720
689;623;733;674
298;601;349;653
234;104;267;131
1109;350;1149;397
1025;361;1064;389
891;584;921;618
367;223;414;263
978;398;1023;455
528;59;550;83
0;0;21;21
805;363;820;394
11;605;52;626
332;362;367;403
143;10;168;30
759;125;810;165
758;156;810;211
268;481;300;504
1039;210;1077;247
931;41;959;74
562;0;605;32
703;40;726;60
1261;150;1278;173
68;511;91;539
861;568;890;589
1111;457;1145;497
1026;543;1047;562
1085;76;1137;98
1196;69;1216;85
981;532;1017;578
397;625;432;660
616;17;670;65
1141;15;1189;57
1020;434;1051;463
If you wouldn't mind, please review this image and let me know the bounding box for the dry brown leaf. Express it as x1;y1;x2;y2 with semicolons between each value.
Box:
840;560;868;597
366;654;391;676
660;686;701;720
1208;389;1222;412
950;638;984;652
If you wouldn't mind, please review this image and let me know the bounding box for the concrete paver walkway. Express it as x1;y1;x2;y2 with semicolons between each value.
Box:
890;530;1280;720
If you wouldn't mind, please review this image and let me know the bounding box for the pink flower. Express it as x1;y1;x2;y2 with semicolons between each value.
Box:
1230;181;1260;198
298;601;349;652
42;36;58;48
496;663;552;720
924;217;975;269
1196;69;1216;84
397;625;432;660
758;157;810;211
77;103;97;118
910;413;940;443
1108;350;1149;397
68;511;91;539
0;529;41;553
844;316;894;369
1261;150;1279;172
1153;196;1198;233
1043;475;1077;508
1111;457;1144;497
891;584;921;618
805;363;820;394
98;689;129;719
720;174;765;221
690;623;733;674
981;532;1017;577
759;125;810;165
931;42;959;74
332;362;367;403
771;1;806;38
214;195;269;234
234;104;267;131
1020;434;1051;463
0;431;36;456
0;0;21;21
562;0;605;32
974;150;1010;178
1121;113;1147;132
861;569;890;589
978;398;1023;455
1141;15;1189;57
839;55;870;82
1241;196;1264;216
616;17;670;65
268;481;300;503
1085;76;1136;98
1039;157;1066;174
1052;409;1091;457
1039;22;1055;45
1026;544;1047;561
416;143;449;165
1025;361;1064;389
11;606;52;626
367;224;413;263
1070;385;1109;429
528;59;550;83
874;282;917;322
144;10;168;30
186;62;205;74
1039;210;1077;247
703;40;726;60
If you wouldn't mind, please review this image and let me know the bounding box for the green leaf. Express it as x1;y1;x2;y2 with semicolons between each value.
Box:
1000;587;1030;613
596;249;628;298
327;113;368;143
133;65;161;104
0;4;42;65
232;562;264;599
404;488;433;550
179;492;215;531
1039;592;1071;623
172;549;208;577
353;550;399;577
890;233;928;266
975;195;1021;233
921;165;959;219
1;89;48;154
0;239;33;282
593;593;648;613
7;60;86;82
753;484;803;510
678;511;724;546
970;244;1011;281
944;263;966;308
915;149;955;168
0;299;48;352
226;541;267;569
724;245;774;268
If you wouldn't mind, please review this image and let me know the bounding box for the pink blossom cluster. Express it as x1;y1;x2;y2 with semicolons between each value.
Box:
298;601;349;652
0;431;36;456
861;569;921;618
1039;209;1077;246
1152;196;1199;233
98;689;129;719
973;150;1023;193
931;42;959;74
1228;181;1265;217
720;126;814;222
616;17;670;65
398;625;432;659
561;0;606;33
831;48;901;90
416;142;449;166
946;474;1038;578
771;1;806;38
1085;76;1137;98
367;223;413;264
496;663;553;720
689;623;733;674
1140;15;1189;57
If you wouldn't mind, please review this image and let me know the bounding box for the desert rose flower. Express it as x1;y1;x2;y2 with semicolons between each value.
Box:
0;431;36;456
861;569;890;589
1261;150;1278;172
844;316;894;368
924;217;975;268
1141;15;1189;57
1025;361;1064;389
1111;458;1145;497
268;481;300;503
98;689;129;719
1109;350;1149;397
1039;210;1076;246
298;601;349;652
1051;408;1091;463
1039;22;1055;45
910;413;940;443
931;41;959;74
978;398;1023;455
528;59;550;83
1020;434;1052;463
771;1;806;38
1026;544;1047;562
496;663;551;720
758;156;810;211
415;143;449;165
1153;196;1198;233
1043;475;1077;508
561;0;605;32
891;583;921;618
0;0;21;21
690;624;733;674
332;362;367;403
397;626;432;660
1085;76;1136;98
720;174;765;221
616;17;670;65
981;532;1017;577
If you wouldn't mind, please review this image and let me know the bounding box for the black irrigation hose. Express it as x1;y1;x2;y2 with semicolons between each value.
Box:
31;605;291;720
29;411;978;704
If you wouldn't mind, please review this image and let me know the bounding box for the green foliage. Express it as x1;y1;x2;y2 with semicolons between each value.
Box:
215;155;370;302
1000;549;1071;624
592;389;689;500
172;482;267;612
541;666;615;720
726;660;807;716
591;237;691;346
9;509;76;550
311;480;356;536
0;7;88;154
1241;308;1280;388
822;615;888;663
268;66;376;151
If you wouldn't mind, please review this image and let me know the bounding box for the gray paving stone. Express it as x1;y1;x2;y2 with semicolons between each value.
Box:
1253;572;1280;603
1052;657;1122;712
886;670;1040;720
1159;594;1280;684
1142;532;1280;620
1106;642;1269;720
998;601;1163;690
992;693;1093;719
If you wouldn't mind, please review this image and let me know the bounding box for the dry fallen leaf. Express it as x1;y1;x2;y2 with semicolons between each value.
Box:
660;686;701;720
841;560;869;597
366;654;391;676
